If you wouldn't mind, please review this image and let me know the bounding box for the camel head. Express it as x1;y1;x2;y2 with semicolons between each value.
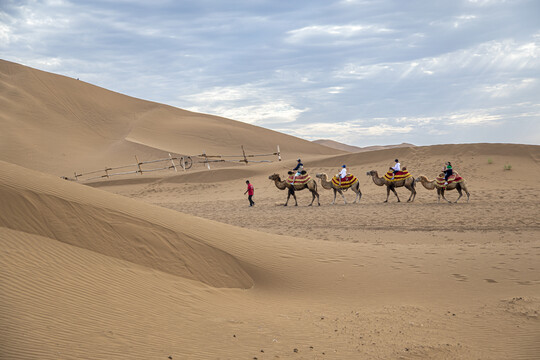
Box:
415;175;428;182
315;173;325;179
366;170;377;177
268;173;281;181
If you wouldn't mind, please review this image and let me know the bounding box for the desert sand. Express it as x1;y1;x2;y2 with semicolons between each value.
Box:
1;60;539;359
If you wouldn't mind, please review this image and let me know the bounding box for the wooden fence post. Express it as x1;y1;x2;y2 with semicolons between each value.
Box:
135;155;143;174
168;153;177;172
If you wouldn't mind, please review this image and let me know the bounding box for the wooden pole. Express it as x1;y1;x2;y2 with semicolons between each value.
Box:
168;153;177;172
277;145;282;161
241;145;248;165
203;151;210;169
135;155;143;174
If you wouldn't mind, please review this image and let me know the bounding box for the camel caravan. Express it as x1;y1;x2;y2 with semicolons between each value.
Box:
268;159;470;206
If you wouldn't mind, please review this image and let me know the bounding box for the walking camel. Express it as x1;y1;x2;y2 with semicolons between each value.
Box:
416;174;470;203
366;170;417;203
268;173;320;206
315;173;362;204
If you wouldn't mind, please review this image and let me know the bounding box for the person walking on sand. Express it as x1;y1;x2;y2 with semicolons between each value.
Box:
390;159;400;180
244;180;255;206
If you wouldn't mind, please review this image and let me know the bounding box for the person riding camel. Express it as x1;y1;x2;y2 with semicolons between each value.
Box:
390;159;400;180
338;165;347;186
443;161;453;185
292;159;304;184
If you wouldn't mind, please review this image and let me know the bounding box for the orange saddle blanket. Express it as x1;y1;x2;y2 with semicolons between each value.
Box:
331;175;358;188
383;170;412;182
287;174;312;185
435;172;463;187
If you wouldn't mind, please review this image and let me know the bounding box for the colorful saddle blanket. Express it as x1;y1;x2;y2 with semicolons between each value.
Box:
287;173;312;185
383;170;412;182
331;175;358;189
435;172;463;187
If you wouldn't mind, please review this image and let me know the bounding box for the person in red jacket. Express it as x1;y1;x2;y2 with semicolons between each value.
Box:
244;180;255;206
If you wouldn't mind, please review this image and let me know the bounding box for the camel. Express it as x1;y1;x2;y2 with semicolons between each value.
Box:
416;174;470;203
268;173;320;206
315;173;362;204
366;170;416;203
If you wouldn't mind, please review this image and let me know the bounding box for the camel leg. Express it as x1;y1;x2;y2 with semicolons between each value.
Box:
405;184;416;202
354;185;362;203
285;188;297;206
338;189;346;204
455;187;463;203
391;186;400;202
385;186;391;202
309;189;320;206
309;190;314;206
332;189;337;205
461;184;470;203
440;189;451;203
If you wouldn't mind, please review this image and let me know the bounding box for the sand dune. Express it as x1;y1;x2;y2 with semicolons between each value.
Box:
1;60;539;359
0;60;341;176
314;139;415;153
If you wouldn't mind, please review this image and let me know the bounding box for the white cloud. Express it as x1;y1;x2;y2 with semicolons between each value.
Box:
183;85;307;124
336;38;540;81
482;78;536;98
285;24;392;44
187;101;307;125
277;121;414;142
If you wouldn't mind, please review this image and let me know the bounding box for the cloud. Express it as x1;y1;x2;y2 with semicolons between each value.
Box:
182;84;307;124
285;24;392;44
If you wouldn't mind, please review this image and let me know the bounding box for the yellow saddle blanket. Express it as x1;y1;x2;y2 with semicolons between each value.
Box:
287;174;311;185
331;175;358;188
383;170;412;182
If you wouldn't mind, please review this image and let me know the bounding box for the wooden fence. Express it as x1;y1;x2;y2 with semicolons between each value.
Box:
66;145;281;182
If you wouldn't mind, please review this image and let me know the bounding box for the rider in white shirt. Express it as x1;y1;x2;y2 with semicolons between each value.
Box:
338;165;347;185
391;159;400;180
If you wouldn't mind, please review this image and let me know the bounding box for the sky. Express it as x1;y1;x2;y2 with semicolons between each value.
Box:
2;0;539;147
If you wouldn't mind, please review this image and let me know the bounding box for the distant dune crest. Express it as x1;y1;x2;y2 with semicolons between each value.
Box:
313;139;415;153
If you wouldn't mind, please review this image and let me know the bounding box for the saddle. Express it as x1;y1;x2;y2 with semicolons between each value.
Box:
383;170;412;182
287;173;311;185
331;174;358;189
435;172;463;187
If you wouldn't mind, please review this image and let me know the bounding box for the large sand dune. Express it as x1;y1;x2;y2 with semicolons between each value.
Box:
1;60;539;359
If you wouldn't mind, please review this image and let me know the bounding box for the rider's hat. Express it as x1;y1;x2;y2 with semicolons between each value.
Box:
297;158;301;162
342;165;346;168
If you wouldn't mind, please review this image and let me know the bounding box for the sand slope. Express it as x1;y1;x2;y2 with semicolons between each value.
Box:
0;60;341;176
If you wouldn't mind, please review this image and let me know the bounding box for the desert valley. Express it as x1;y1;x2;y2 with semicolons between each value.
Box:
1;59;539;359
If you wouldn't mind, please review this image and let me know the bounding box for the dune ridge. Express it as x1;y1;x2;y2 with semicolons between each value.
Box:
0;160;253;289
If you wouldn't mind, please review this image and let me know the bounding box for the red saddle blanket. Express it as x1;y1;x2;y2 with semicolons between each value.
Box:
435;172;463;187
383;170;412;182
287;174;312;185
331;175;358;188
